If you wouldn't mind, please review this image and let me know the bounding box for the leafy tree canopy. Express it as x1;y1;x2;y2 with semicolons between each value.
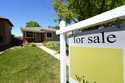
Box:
68;0;125;21
52;0;77;24
52;0;125;23
53;26;59;29
26;21;41;27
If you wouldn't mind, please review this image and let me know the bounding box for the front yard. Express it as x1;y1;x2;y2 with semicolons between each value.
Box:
0;46;60;83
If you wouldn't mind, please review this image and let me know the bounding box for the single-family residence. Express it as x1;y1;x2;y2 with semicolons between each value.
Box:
0;17;13;48
21;27;59;43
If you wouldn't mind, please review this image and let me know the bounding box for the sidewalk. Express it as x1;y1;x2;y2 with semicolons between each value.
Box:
0;52;4;54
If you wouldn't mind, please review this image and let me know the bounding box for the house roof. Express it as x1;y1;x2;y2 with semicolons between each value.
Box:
21;27;57;33
0;16;13;26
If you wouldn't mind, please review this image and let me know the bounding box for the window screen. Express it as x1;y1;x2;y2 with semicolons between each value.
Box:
26;32;33;37
47;32;52;38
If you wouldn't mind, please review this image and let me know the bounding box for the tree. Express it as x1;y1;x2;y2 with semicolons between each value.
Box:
26;21;41;27
52;0;77;24
53;26;59;29
52;0;125;23
68;0;125;21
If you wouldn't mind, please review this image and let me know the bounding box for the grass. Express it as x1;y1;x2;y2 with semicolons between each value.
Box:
43;41;60;53
0;46;60;83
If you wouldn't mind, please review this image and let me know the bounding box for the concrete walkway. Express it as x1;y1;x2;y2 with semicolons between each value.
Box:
0;52;4;54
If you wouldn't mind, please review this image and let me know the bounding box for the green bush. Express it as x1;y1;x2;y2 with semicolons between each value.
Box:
43;41;60;52
30;43;36;47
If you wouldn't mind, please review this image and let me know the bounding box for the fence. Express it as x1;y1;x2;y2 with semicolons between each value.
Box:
56;5;125;83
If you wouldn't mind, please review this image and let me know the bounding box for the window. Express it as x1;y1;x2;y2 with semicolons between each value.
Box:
26;32;33;37
47;32;52;38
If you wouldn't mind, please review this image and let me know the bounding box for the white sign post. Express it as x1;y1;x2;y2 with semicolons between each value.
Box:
59;20;67;83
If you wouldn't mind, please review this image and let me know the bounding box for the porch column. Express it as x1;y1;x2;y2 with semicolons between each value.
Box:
24;32;26;38
33;32;35;42
44;32;47;41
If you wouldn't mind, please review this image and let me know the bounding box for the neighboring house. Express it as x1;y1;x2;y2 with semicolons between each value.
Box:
0;17;13;48
21;27;59;43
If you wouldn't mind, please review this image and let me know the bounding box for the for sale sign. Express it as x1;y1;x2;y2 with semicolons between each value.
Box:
68;27;125;83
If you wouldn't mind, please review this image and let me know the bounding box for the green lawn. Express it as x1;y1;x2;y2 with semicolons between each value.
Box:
0;46;60;83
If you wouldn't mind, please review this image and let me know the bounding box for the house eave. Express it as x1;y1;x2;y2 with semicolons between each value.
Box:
0;17;14;27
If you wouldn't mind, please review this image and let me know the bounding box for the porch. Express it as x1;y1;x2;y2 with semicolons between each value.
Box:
23;32;47;42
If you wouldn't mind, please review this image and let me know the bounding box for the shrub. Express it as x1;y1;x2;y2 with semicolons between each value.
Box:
30;43;36;47
43;41;60;52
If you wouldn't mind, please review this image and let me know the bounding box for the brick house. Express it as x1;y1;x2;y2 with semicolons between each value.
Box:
21;27;59;43
0;17;13;48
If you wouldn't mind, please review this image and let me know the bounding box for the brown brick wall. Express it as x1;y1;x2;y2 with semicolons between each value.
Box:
0;20;12;46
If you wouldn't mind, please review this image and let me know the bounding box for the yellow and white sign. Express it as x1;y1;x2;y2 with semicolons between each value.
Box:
68;28;125;83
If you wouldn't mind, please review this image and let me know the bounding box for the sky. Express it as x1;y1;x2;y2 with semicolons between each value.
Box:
0;0;58;36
